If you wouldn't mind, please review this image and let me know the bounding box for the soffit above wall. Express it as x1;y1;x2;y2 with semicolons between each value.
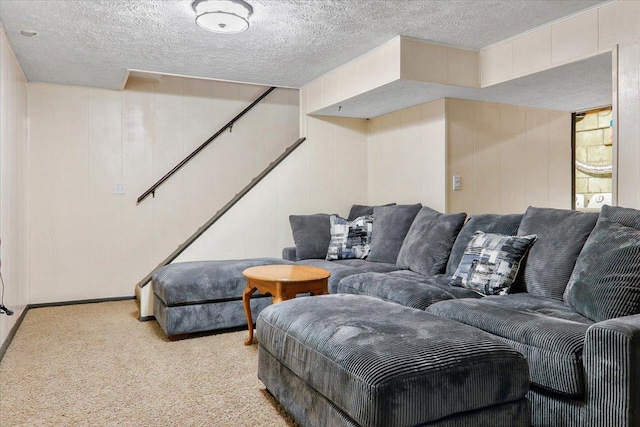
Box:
0;0;608;90
312;52;612;118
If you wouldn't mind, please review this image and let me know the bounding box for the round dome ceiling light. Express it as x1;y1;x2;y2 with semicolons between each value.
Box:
192;0;252;34
20;30;38;37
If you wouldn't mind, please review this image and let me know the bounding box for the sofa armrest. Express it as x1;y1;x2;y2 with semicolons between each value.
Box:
583;314;640;425
282;247;298;261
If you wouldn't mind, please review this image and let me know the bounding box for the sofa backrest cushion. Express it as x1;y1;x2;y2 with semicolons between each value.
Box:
446;213;524;276
565;205;640;322
396;207;467;275
514;207;598;300
367;203;422;264
347;203;396;221
289;214;331;260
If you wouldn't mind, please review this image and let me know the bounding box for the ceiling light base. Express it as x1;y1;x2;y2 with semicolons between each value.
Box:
192;0;252;34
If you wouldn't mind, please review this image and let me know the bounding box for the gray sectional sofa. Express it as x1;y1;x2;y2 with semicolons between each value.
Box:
260;203;640;426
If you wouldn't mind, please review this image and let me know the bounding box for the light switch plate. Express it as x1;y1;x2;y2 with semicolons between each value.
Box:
114;183;126;195
452;175;461;191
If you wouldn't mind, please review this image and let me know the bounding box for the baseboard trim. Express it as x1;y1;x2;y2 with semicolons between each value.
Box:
0;306;29;362
0;296;136;362
28;296;135;309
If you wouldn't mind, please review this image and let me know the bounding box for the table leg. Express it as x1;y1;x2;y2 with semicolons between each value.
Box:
243;286;257;345
272;292;284;304
319;278;328;295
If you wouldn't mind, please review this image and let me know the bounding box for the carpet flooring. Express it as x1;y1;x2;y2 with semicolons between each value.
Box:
0;300;297;426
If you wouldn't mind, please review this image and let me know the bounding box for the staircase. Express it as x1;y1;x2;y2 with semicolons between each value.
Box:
133;86;305;320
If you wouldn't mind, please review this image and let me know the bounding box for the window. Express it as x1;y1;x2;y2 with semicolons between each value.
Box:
573;107;612;211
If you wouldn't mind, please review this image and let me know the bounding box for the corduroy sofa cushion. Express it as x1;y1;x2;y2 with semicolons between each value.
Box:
257;294;530;427
294;258;398;293
152;258;293;306
154;295;272;337
367;203;422;263
565;205;640;322
337;272;481;310
514;207;598;300
395;207;467;275
347;203;395;221
330;259;398;272
428;294;594;396
289;213;332;260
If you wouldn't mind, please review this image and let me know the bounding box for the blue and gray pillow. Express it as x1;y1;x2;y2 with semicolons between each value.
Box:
326;215;373;260
451;231;538;296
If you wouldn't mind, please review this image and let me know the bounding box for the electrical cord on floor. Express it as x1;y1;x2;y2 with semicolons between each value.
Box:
0;270;14;315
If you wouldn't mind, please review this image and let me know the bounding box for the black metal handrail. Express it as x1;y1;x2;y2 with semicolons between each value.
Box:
136;136;307;289
137;86;276;204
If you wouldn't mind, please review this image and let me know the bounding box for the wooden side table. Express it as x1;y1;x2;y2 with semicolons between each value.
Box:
242;265;330;345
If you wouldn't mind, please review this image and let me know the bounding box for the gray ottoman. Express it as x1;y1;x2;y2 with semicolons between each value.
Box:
257;294;530;427
152;258;294;338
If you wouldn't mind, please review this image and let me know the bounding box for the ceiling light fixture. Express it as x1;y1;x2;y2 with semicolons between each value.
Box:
192;0;252;34
20;30;38;37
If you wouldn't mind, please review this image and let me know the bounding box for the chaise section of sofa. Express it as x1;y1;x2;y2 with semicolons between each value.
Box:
257;294;531;427
428;294;594;396
428;205;640;426
152;258;294;338
428;292;640;426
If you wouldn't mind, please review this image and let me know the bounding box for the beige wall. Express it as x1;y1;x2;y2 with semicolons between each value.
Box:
363;97;570;216
367;99;447;211
27;78;298;303
176;115;368;262
0;28;29;348
446;98;571;215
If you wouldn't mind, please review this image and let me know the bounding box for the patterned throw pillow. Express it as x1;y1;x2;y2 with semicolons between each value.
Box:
326;215;373;260
450;231;538;296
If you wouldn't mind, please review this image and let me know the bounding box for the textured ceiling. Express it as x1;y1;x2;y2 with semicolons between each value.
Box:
314;53;613;117
0;0;609;90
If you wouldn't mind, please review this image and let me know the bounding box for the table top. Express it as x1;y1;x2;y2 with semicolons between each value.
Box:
242;265;331;282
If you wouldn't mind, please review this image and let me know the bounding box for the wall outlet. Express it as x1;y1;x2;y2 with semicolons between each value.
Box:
114;183;126;195
452;175;462;191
